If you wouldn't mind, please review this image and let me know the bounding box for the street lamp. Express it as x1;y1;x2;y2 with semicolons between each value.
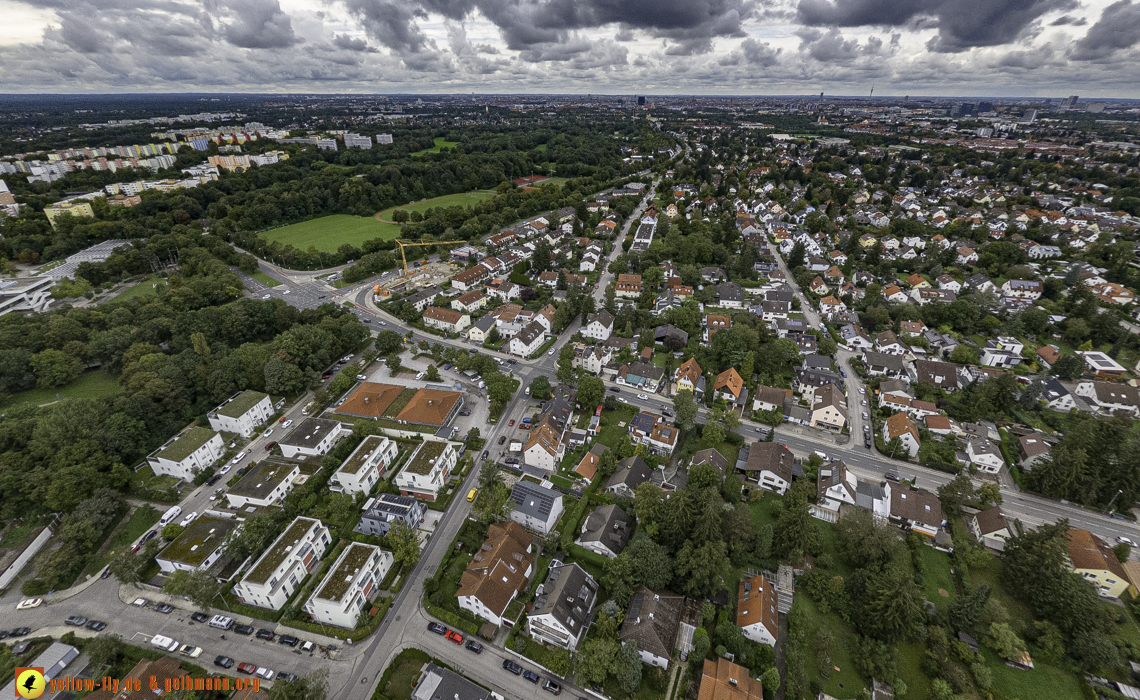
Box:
1107;489;1124;515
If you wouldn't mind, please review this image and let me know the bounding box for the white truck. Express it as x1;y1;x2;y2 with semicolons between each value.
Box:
150;635;180;652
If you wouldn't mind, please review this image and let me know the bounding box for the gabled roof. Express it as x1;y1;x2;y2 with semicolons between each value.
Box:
1067;528;1127;580
973;506;1009;536
620;587;683;661
736;574;778;640
714;368;744;398
885;413;919;441
456;521;533;616
676;357;703;386
577;504;633;555
742;442;795;482
606;456;653;491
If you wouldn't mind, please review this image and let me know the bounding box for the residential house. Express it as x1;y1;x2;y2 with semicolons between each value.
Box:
1080;351;1127;381
691;448;729;479
965;437;1005;474
576;504;633;559
207;391;273;437
573;344;613;375
697;659;765;700
856;480;892;521
810;384;847;432
967;506;1012;551
1075;381;1140;417
1017;432;1052;470
465;315;496;343
704;314;732;343
233;517;331;610
819;296;846;317
1067;529;1130;598
616;362;665;392
937;275;962;293
355;493;426;537
741;442;796;495
332;435;398;496
527;562;598;650
395;440;457;501
883;413;920;458
456;521;534;625
675;357;705;397
304;544;392;629
736;575;778;647
583;311;615;341
404;285;444;312
900;320;928;336
147;426;225;481
606;456;654;498
279;418;349;459
915;360;958;392
616;274;643;298
981;337;1025;368
1042;378;1076;411
451;289;487;314
155;516;237;573
1001;279;1044;299
715;282;745;309
1037;345;1062;369
956;246;978;265
753;385;792;413
713;368;746;405
890;487;944;537
225;458;302;508
510;481;564;535
813;460;857;523
574;443;608;480
875;331;908;355
620;587;684;668
863;351;909;380
509;321;547;358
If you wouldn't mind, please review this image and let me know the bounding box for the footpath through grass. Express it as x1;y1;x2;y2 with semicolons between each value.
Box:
0;371;121;410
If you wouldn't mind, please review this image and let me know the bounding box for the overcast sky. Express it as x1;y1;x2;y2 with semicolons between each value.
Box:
0;0;1138;97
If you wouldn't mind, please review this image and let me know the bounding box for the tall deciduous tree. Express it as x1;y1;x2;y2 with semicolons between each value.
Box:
673;389;698;431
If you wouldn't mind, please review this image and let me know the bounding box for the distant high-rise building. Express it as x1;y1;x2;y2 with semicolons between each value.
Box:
617;99;624;108
1021;109;1038;124
637;96;646;106
344;133;372;149
977;101;994;113
377;134;393;145
1059;95;1079;111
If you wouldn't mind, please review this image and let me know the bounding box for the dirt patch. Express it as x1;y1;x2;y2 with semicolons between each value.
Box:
938;588;950;597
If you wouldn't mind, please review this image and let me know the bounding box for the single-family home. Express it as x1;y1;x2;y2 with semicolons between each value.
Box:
620;587;684;668
1067;529;1130;598
456;521;534;625
510;481;564;535
616;274;643;298
967;506;1012;551
576;504;633;559
527;562;598;650
509;321;547;358
606;456;654;498
883;413;920;458
965;437;1005;474
889;486;944;537
1075;381;1140;417
810;384;847;432
674;357;704;397
1016;432;1052;470
741;442;796;495
736;574;778;646
583;311;615;341
813;460;857;523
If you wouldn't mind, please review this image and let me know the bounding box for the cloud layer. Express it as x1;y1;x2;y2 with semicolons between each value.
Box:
0;0;1136;95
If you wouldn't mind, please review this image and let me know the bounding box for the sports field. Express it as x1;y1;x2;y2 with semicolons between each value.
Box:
263;191;498;253
410;137;459;156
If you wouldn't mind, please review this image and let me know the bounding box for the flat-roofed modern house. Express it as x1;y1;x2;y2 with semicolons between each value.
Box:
225;458;301;509
411;664;489;700
233;517;331;610
509;481;564;535
279;418;349;459
1079;351;1127;381
332;435;398;495
456;521;534;625
207;391;273;437
156;516;237;573
395;440;456;501
527;562;598;650
147;426;226;481
355;493;425;536
304;543;393;629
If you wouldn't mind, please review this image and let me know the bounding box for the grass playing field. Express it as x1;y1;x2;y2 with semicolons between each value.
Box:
263;191;499;253
410;137;459;156
0;371;121;410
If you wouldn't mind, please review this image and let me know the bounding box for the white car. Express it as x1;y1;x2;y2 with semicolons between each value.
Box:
548;349;556;356
282;420;293;429
261;294;271;300
342;354;353;362
1118;536;1136;546
255;668;274;680
178;512;197;527
637;393;649;400
219;464;232;475
379;321;387;325
862;412;869;420
264;429;274;438
282;290;290;295
178;645;203;658
231;452;247;465
16;598;42;610
859;387;866;395
356;374;368;380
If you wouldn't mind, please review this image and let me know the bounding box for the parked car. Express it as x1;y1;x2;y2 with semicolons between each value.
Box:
16;599;42;610
445;630;464;644
179;645;203;658
190;612;209;623
265;441;277;451
481;450;489;460
356;375;368;380
498;436;506;445
234;624;254;636
523;670;541;684
279;635;299;647
465;640;483;654
9;628;31;638
637;393;649;400
508;420;515;426
255;668;274;680
282;420;293;428
300;641;316;653
543;680;562;695
154;603;174;614
1118;536;1136;546
85;620;106;631
427;622;447;635
609;387;620;393
502;660;523;676
256;628;276;641
505;458;519;464
237;663;257;675
277;673;299;683
64;616;88;627
214;656;235;669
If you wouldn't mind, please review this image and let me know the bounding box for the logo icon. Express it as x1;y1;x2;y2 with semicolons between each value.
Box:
15;668;45;699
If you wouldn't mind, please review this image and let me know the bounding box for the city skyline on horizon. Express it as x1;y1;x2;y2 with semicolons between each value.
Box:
0;0;1137;98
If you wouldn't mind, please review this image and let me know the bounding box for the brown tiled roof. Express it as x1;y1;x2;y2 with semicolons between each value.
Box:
86;656;189;700
714;368;744;399
890;486;943;529
1037;345;1062;365
619;587;683;661
336;382;406;418
455;289;486;306
1067;529;1128;580
885;413;918;442
742;442;795;482
423;306;464;325
755;385;792;406
926;415;952;431
1017;432;1050;459
676;357;702;386
456;521;533;616
490;303;522;322
575;443;607;479
697;659;764;700
973;506;1008;536
525;422;561;458
395;388;462;426
736;575;778;640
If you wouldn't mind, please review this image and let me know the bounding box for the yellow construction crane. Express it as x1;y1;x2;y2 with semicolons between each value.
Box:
393;239;463;278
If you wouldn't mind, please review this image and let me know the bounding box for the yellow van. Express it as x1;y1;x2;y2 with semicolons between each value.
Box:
467;488;479;502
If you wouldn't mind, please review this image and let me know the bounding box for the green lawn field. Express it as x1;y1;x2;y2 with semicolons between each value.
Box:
109;275;163;302
0;371;121;410
261;215;402;253
375;190;498;222
410;137;459;156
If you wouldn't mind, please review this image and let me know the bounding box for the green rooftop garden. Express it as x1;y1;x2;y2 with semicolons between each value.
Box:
245;517;320;585
404;441;448;475
215;390;269;419
316;543;377;603
159;517;236;566
156;426;218;463
339;436;387;476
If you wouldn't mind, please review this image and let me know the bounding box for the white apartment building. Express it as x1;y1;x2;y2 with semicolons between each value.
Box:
279;418;349;459
304;543;393;629
233;517;331;611
147;426;226;481
207;390;273;437
394;440;457;501
225;458;301;509
332;435;399;496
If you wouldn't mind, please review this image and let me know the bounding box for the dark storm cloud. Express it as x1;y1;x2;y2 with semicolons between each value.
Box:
343;0;432;53
796;0;1077;52
1050;14;1087;24
1070;0;1140;59
219;0;301;49
333;34;379;52
796;26;887;61
719;36;781;65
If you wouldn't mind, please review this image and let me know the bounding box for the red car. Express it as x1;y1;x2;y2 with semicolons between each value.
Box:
445;630;464;645
508;420;515;427
264;441;277;451
237;663;257;675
